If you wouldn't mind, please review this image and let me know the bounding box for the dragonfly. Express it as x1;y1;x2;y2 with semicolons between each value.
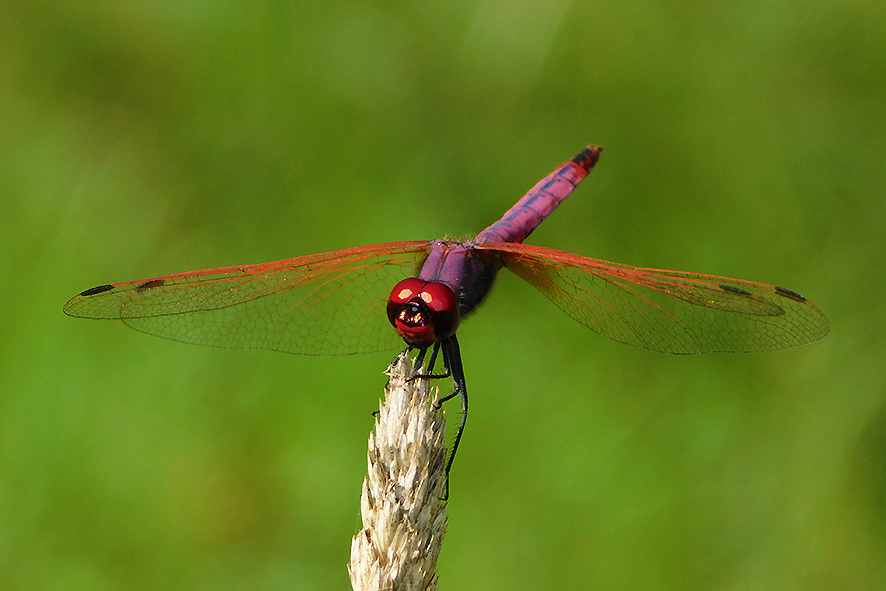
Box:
64;146;830;494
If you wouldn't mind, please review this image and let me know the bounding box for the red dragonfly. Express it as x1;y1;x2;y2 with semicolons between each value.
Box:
65;146;829;492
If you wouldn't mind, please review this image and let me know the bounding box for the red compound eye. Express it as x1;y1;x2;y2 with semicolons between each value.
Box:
388;278;426;307
387;278;460;347
418;282;459;335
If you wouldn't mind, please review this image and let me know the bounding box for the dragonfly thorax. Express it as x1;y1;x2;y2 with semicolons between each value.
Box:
387;278;460;348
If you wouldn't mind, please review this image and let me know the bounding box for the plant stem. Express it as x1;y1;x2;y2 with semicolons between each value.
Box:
349;352;449;591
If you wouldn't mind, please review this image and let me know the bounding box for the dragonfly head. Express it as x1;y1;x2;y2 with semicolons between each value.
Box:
387;278;460;348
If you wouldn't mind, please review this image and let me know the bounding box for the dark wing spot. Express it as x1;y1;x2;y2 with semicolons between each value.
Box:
774;286;807;302
719;284;752;296
80;284;115;296
136;279;166;292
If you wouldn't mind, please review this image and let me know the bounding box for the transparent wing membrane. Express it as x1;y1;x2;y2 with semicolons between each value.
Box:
65;242;432;355
484;243;829;354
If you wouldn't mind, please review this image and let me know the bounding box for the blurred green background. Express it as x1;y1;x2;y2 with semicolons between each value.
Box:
2;0;884;589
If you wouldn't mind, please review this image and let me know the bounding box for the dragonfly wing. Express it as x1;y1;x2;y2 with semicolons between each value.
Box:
64;241;432;355
480;243;829;354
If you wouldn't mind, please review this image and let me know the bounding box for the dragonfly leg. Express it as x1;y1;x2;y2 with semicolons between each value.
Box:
409;342;450;382
439;334;468;500
402;336;468;499
425;343;441;376
401;346;441;383
412;346;429;371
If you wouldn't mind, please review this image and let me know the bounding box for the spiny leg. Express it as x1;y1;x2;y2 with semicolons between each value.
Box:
409;342;450;381
403;336;468;499
412;345;429;371
439;334;468;500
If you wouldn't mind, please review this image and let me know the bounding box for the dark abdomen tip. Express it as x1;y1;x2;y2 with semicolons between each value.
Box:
571;146;603;172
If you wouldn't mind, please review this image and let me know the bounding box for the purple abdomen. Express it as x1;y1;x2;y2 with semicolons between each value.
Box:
475;146;602;245
419;146;603;318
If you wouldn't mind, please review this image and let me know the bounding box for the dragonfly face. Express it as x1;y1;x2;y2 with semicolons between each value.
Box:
386;277;460;348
